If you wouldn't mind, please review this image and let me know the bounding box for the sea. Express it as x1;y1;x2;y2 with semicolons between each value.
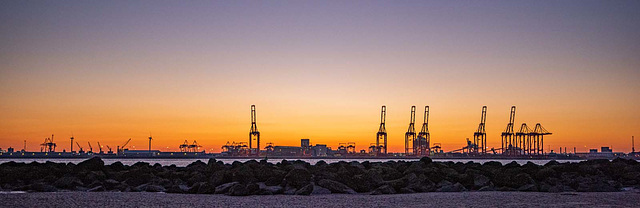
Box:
0;158;585;167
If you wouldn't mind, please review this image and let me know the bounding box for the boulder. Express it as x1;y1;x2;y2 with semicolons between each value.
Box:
317;179;356;194
76;157;104;171
214;182;239;194
284;168;311;188
196;182;216;194
473;174;491;188
518;184;537;192
29;183;57;192
167;184;190;193
53;177;84;189
295;184;314;195
227;184;249;196
145;184;166;192
87;185;105;192
371;185;396;195
436;182;466;192
311;185;331;195
478;185;497;191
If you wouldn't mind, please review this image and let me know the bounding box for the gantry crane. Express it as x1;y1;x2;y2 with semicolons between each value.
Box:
501;106;516;155
473;106;487;154
405;106;416;155
531;123;552;155
416;106;430;156
179;140;189;152
87;142;93;153
515;123;531;155
376;106;388;155
249;105;260;156
40;134;57;153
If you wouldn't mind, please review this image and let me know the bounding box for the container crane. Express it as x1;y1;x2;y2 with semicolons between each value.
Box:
405;106;416;155
473;106;487;154
249;105;260;156
416;106;430;156
501;106;516;155
376;105;388;155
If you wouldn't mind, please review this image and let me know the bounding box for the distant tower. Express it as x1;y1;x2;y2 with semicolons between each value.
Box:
249;105;260;155
70;136;74;153
149;134;152;154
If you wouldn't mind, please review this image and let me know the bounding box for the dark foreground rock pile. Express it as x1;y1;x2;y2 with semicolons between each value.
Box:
0;157;638;195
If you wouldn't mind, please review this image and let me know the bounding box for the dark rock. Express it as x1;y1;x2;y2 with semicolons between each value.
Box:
284;168;311;188
371;185;396;195
53;177;84;189
473;174;491;188
478;185;497;191
145;184;166;192
399;187;416;194
295;184;314;195
103;179;120;190
77;157;104;171
420;157;433;164
311;185;331;195
87;185;105;192
518;184;538;192
167;184;190;193
29;183;57;192
214;182;239;194
262;185;284;194
196;182;216;194
436;182;467;192
317;179;356;194
548;185;575;193
227;183;249;196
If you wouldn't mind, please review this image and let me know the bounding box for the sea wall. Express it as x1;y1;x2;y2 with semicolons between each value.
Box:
0;157;638;195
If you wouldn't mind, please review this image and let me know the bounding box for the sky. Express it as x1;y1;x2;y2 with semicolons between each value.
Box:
1;1;639;153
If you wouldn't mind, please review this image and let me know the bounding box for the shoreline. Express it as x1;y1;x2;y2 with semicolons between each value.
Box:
2;192;639;207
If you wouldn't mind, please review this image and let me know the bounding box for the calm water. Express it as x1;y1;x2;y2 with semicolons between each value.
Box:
0;158;584;167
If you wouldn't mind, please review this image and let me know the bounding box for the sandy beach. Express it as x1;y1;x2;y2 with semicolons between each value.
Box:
1;191;639;208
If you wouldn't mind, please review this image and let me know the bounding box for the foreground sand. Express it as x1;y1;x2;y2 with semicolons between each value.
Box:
1;192;639;207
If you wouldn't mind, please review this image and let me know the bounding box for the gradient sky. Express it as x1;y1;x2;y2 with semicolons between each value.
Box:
1;1;639;153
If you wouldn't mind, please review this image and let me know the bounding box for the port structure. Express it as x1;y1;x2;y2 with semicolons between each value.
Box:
415;106;430;156
405;106;417;155
515;123;532;155
501;106;516;155
530;123;551;155
472;106;487;154
117;138;131;155
76;142;84;153
40;134;56;152
375;105;387;155
249;105;260;156
222;141;249;155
